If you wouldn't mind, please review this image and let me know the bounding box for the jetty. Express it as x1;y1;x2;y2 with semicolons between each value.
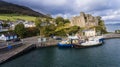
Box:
103;33;120;39
0;43;34;64
0;36;59;64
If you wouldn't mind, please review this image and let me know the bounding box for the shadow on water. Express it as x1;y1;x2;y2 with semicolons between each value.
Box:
0;46;57;65
0;47;36;65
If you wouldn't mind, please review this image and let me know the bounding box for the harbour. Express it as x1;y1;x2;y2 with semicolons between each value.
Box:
1;38;120;67
0;0;120;67
0;34;120;64
0;36;59;64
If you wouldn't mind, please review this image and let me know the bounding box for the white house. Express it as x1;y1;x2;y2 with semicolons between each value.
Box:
83;29;96;37
11;20;36;30
23;21;35;28
0;33;18;41
0;22;2;32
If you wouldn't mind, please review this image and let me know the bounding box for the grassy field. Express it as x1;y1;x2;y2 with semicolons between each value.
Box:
55;23;71;31
0;14;36;21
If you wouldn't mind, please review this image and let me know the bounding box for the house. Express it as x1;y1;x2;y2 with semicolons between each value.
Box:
0;21;2;32
0;20;10;32
11;20;36;30
40;22;50;26
82;29;96;37
23;21;35;28
0;33;18;41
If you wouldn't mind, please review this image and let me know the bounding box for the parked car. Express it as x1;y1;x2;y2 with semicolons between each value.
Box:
55;37;62;40
13;38;21;42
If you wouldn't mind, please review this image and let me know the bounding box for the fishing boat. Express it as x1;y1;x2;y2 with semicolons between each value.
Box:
58;35;104;48
57;36;79;48
73;36;104;48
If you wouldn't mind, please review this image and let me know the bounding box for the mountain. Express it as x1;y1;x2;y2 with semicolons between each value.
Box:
0;0;47;17
106;23;120;26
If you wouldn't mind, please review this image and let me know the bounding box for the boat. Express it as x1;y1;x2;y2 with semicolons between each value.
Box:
88;36;104;43
57;36;79;48
73;36;104;48
58;35;104;48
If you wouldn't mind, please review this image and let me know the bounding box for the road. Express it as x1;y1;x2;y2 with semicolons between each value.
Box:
0;36;59;49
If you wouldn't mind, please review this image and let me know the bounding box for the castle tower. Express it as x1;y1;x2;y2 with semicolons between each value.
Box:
70;12;98;28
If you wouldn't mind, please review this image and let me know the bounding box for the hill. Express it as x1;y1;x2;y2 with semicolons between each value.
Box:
106;23;120;26
0;0;47;17
0;14;36;21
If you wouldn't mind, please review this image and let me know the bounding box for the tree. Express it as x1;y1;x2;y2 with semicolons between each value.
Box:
35;17;42;28
65;26;80;35
98;20;107;34
25;27;40;37
40;24;56;37
14;23;26;38
55;16;64;25
64;19;70;23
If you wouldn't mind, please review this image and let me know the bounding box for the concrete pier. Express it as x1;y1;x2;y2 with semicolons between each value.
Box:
0;37;59;64
0;43;34;64
35;40;58;48
103;33;120;39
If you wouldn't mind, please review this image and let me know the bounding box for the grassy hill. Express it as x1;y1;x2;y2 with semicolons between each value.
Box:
0;0;48;17
0;14;36;21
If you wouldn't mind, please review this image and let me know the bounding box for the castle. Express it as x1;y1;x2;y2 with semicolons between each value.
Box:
71;12;100;28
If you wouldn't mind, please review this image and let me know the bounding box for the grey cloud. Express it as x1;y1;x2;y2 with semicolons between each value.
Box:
3;0;120;24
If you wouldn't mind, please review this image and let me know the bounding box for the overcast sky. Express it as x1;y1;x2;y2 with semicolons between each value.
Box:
3;0;120;24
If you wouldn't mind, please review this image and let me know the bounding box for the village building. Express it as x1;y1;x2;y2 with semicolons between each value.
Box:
0;33;18;41
0;21;2;32
11;20;36;30
0;20;10;32
82;29;96;37
23;21;35;28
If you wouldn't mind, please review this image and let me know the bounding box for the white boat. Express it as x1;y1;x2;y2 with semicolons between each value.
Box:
81;36;103;46
73;36;104;48
81;40;102;46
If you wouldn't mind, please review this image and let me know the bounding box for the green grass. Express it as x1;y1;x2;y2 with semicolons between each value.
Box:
0;14;36;21
55;23;71;31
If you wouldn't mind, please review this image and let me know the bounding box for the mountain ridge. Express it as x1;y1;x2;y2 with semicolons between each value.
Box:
0;0;48;17
106;23;120;25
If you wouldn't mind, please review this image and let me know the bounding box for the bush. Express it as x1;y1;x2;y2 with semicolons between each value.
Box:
14;23;26;38
25;27;40;37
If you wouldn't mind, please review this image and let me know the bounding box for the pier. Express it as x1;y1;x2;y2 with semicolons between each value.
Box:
103;33;120;39
0;36;59;64
0;43;34;64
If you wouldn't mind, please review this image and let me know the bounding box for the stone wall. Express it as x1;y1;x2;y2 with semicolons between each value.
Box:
71;12;99;28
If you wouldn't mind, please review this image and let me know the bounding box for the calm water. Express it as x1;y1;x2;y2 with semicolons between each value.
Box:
1;38;120;67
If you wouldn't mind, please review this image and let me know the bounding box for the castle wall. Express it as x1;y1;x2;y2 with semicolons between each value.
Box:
71;12;99;28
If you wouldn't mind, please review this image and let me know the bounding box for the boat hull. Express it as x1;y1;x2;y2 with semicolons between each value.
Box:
99;38;104;43
58;43;73;48
73;42;102;48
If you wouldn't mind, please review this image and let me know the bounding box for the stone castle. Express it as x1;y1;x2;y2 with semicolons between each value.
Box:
71;12;100;28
